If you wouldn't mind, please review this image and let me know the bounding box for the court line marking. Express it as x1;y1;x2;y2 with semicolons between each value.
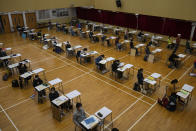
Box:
0;105;19;131
88;72;152;106
33;45;154;105
178;65;193;81
32;44;156;103
161;55;191;82
0;64;67;90
31;56;55;64
0;71;90;113
104;96;142;130
127;102;157;131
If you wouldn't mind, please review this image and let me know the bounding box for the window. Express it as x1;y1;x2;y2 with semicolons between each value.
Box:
52;8;69;17
38;10;50;20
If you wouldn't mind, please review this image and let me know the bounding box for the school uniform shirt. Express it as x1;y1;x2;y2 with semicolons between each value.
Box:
73;109;86;126
137;72;144;85
49;91;59;102
95;56;103;65
33;78;43;87
168;38;172;45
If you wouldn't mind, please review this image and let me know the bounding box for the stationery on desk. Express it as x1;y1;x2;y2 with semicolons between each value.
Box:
35;84;50;92
52;95;69;106
81;115;100;130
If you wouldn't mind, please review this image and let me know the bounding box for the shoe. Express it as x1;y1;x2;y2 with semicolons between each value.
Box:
30;94;35;99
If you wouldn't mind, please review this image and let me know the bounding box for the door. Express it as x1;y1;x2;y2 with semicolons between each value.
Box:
0;15;11;33
11;14;24;31
25;12;37;29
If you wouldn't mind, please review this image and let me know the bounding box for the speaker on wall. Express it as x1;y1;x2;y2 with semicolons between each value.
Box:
116;0;122;8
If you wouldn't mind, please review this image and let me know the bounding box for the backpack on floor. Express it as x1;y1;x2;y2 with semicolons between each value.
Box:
133;82;141;92
12;80;19;88
144;55;148;61
2;73;8;81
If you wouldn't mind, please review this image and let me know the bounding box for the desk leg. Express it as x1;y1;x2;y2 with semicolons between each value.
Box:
111;113;113;128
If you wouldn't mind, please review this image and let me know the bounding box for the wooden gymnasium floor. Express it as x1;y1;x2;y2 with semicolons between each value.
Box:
0;28;196;131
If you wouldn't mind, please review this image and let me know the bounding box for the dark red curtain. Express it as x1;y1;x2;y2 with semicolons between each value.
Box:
138;15;164;34
193;28;196;41
76;7;192;40
163;18;192;39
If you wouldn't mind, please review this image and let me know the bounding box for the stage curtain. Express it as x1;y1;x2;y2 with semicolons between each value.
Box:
138;15;164;34
163;18;192;39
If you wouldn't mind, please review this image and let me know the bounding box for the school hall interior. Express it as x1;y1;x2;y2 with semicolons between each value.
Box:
0;0;196;131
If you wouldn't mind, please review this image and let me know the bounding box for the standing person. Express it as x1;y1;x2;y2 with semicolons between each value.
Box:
174;34;181;53
137;68;144;88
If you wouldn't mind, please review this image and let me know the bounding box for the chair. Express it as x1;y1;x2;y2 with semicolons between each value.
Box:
130;48;136;56
148;54;154;63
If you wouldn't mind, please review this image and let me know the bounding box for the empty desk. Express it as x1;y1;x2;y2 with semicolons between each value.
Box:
49;78;64;94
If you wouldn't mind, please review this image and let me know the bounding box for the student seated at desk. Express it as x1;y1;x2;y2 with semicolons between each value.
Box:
37;30;42;40
65;41;71;50
81;48;91;63
130;40;138;55
95;55;106;72
63;26;68;34
185;40;193;54
48;21;52;30
49;87;59;102
101;35;106;44
0;48;8;66
137;31;144;42
115;27;120;35
18;63;28;75
167;36;174;49
106;38;111;46
116;42;122;50
168;51;180;68
124;29;128;40
151;34;158;46
137;68;144;88
73;103;87;129
112;60;120;74
111;60;123;79
92;35;99;43
0;48;7;57
144;45;151;61
89;31;94;40
31;75;45;99
190;60;196;76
